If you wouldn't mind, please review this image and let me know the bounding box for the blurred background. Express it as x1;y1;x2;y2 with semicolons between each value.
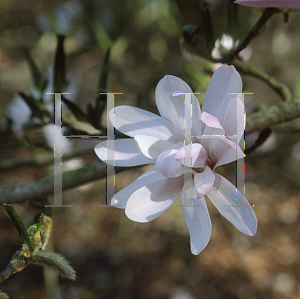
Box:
0;0;300;298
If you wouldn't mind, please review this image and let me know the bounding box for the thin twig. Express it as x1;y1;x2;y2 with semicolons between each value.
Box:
0;251;26;284
232;59;292;102
233;8;279;57
0;162;135;205
0;147;94;172
181;6;292;102
245;98;300;134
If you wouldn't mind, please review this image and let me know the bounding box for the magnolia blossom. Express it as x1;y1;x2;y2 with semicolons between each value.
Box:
235;0;300;10
95;65;257;255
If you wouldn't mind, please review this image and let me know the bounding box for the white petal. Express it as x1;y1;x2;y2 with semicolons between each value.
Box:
222;96;246;143
199;112;226;157
202;65;242;126
194;167;215;197
134;135;174;159
175;143;207;167
111;165;165;208
207;174;257;236
155;142;185;178
109;106;179;142
155;75;202;137
201;111;224;131
125;176;184;222
181;178;212;255
94;139;155;166
211;138;245;169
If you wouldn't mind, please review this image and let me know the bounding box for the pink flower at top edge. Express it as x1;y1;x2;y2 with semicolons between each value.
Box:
235;0;300;10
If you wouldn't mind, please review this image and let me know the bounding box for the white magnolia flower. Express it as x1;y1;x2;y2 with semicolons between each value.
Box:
235;0;300;10
95;65;257;255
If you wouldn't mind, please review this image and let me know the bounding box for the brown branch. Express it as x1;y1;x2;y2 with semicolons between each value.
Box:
0;161;134;205
246;98;300;134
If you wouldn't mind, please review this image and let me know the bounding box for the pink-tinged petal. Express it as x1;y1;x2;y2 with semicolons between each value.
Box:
207;174;257;236
202;65;242;126
200;111;225;140
198;112;226;162
175;143;207;167
109;106;180;142
222;97;246;143
155;75;202;137
235;0;300;10
94;139;155;167
125;176;184;222
201;111;224;130
199;131;244;169
181;178;212;255
111;165;165;208
156;142;185;178
211;138;245;169
194;167;215;197
134;135;174;159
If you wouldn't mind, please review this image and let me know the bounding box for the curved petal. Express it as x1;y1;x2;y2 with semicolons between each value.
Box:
94;139;155;166
202;65;242;126
155;142;185;178
235;0;300;10
134;135;175;159
211;138;245;169
155;75;202;137
194;167;215;197
201;111;224;131
207;174;257;236
109;106;180;142
175;143;207;167
222;96;246;143
125;176;184;222
199;129;244;169
111;165;165;208
181;178;212;255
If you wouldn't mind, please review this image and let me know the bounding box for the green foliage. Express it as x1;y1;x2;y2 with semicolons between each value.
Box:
3;204;35;256
227;0;239;41
23;47;48;93
30;251;76;280
61;96;91;123
93;48;111;129
17;92;47;122
53;35;68;92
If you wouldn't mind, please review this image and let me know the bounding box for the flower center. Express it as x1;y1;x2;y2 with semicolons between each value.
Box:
192;167;205;173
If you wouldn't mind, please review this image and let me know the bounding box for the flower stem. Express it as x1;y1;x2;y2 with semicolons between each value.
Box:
0;251;27;284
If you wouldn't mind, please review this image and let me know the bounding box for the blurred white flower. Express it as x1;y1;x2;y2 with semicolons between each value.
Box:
6;94;31;136
37;1;82;35
42;123;72;154
95;65;257;254
212;34;252;61
235;0;300;10
212;34;235;59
